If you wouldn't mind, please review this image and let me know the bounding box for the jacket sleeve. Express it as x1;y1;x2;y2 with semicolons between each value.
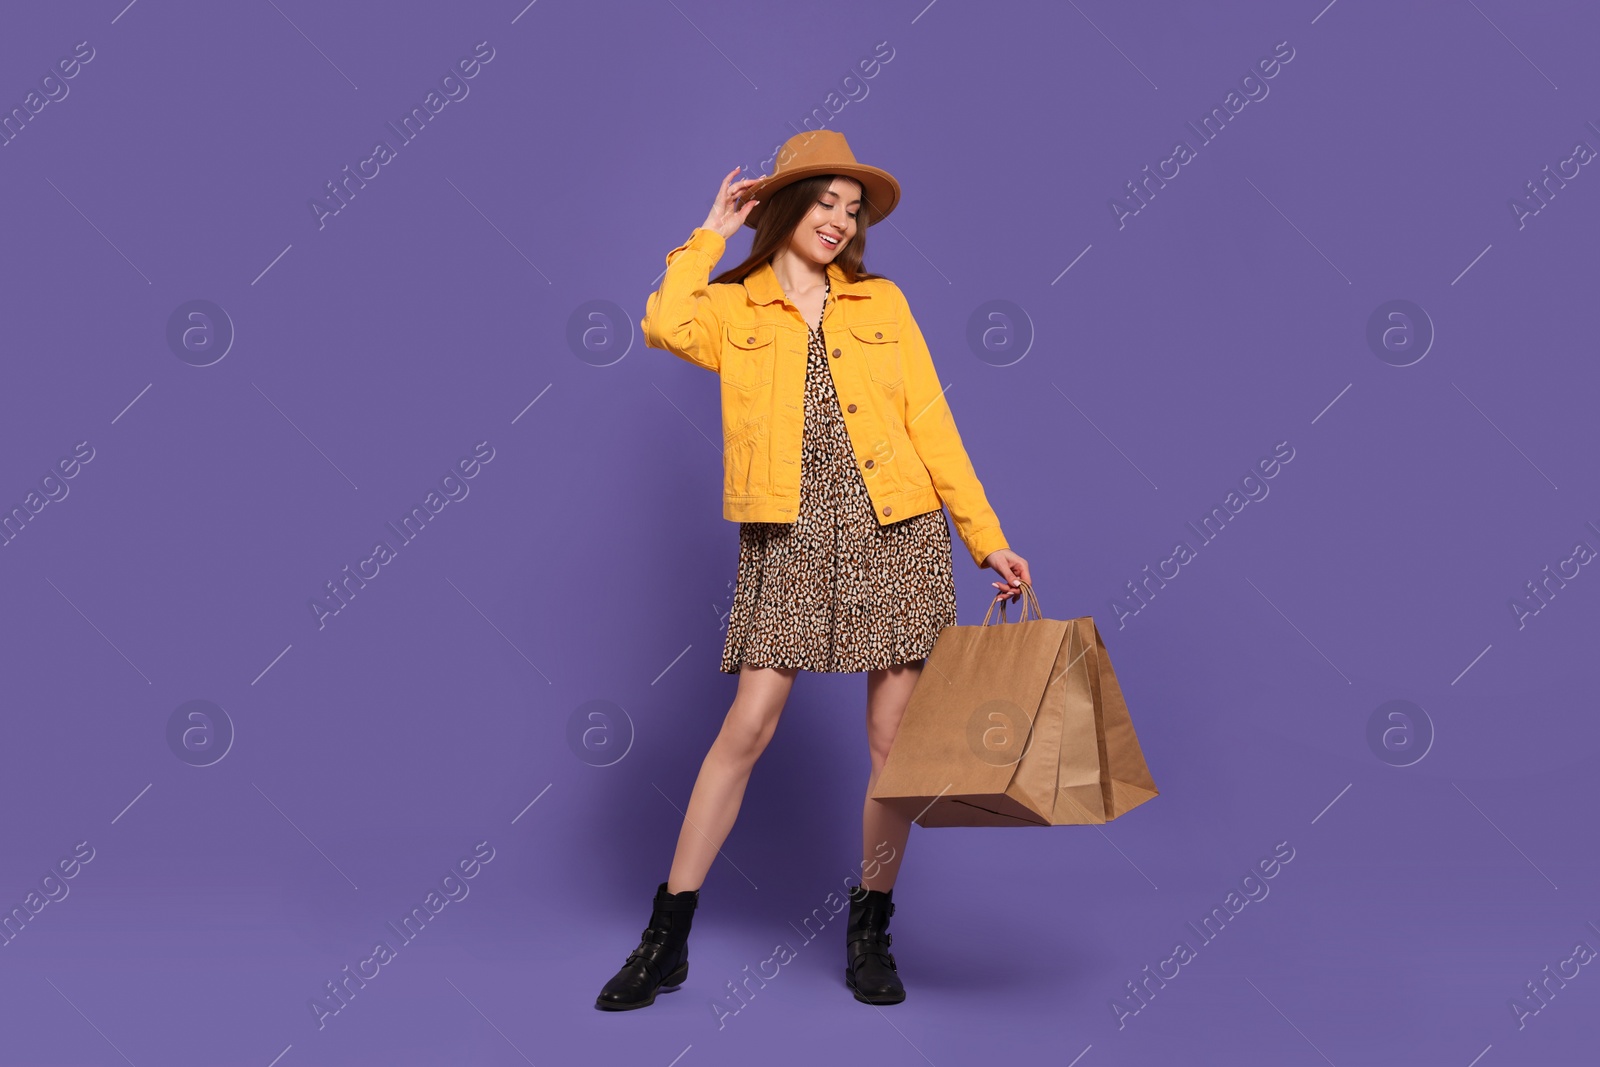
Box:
894;287;1010;568
641;227;727;372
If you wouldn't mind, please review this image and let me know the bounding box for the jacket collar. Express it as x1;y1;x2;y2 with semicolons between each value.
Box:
743;258;873;306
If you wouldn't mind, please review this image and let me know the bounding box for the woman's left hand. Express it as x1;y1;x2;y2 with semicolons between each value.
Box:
983;548;1032;603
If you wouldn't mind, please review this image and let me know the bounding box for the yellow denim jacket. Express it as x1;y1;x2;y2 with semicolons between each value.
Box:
641;227;1009;567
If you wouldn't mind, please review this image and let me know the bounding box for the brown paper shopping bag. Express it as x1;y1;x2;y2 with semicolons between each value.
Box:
869;581;1158;827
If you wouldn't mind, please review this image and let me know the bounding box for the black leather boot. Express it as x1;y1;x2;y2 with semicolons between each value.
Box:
595;881;700;1011
844;883;905;1004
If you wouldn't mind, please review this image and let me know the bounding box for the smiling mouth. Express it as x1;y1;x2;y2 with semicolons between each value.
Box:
818;232;842;248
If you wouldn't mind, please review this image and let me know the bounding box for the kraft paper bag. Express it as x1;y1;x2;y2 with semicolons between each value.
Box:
869;582;1158;827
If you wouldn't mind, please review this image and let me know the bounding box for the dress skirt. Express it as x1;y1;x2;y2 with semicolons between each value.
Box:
719;284;958;675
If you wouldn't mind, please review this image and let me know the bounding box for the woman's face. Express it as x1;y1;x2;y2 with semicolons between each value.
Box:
785;176;862;266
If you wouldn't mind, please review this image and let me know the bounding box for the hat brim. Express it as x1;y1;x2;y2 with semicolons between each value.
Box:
742;163;901;229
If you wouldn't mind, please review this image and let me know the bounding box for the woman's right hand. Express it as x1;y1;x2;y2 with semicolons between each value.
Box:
701;166;765;239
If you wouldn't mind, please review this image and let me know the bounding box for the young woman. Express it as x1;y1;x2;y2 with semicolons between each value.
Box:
596;130;1030;1011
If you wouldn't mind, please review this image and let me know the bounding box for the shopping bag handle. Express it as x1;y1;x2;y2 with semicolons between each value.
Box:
981;579;1043;626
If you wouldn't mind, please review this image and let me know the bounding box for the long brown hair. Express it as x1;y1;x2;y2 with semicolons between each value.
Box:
710;174;889;287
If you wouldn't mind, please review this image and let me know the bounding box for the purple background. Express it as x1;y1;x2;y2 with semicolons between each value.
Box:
3;1;1597;1064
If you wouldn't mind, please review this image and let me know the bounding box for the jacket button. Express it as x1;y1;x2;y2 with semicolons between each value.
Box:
831;348;841;358
864;459;874;469
846;403;857;413
882;506;892;516
747;336;756;344
874;331;883;339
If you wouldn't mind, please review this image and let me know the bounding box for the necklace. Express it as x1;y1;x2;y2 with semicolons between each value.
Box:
809;278;830;335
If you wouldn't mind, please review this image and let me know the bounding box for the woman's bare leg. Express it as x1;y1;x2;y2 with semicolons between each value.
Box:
861;660;922;892
665;664;799;893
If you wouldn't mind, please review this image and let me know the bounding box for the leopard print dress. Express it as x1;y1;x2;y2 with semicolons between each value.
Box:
719;278;958;674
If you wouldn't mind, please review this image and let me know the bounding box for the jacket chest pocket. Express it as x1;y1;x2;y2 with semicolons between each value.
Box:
722;323;777;391
849;320;902;389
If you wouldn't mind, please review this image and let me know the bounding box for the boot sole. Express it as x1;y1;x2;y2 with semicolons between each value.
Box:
594;962;689;1011
844;966;906;1005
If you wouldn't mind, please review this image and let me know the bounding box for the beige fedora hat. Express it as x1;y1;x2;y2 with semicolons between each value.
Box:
741;129;901;229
